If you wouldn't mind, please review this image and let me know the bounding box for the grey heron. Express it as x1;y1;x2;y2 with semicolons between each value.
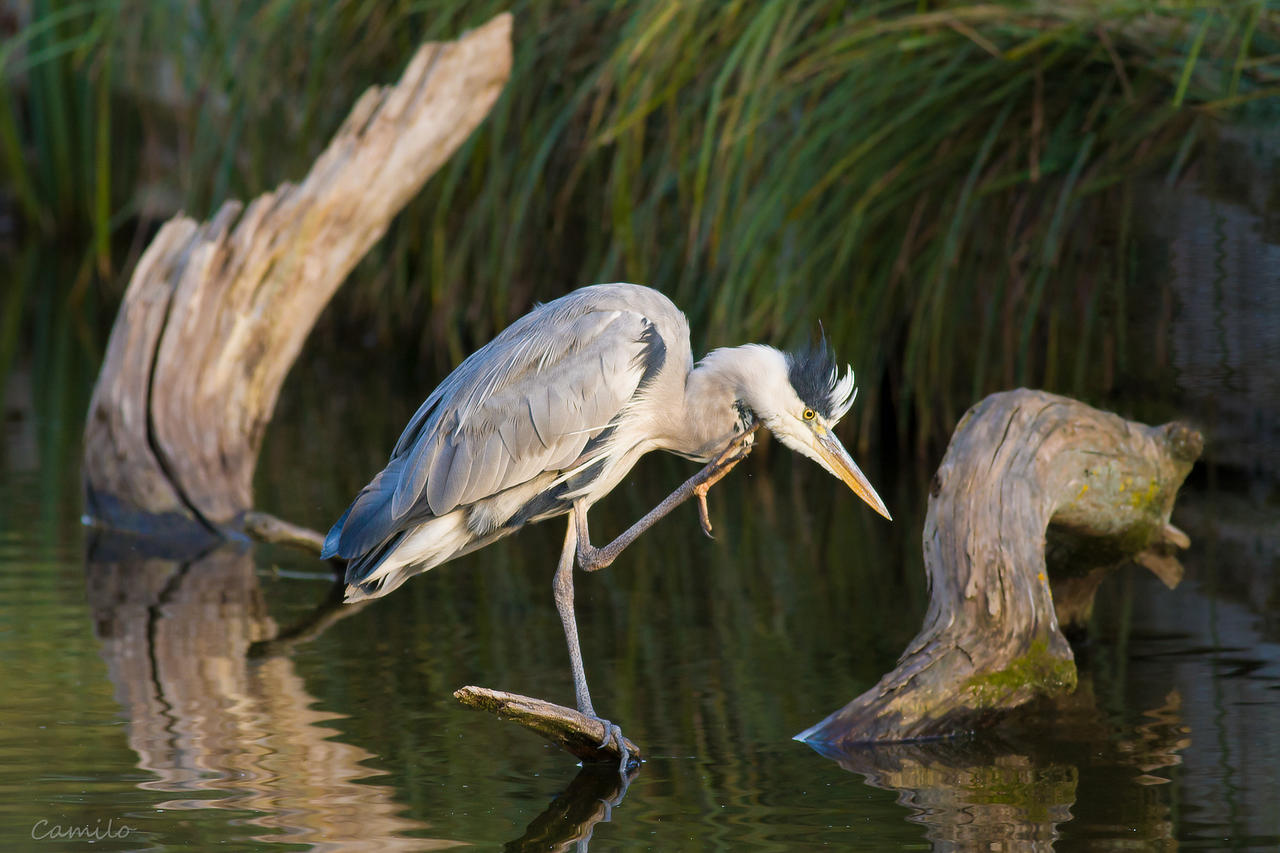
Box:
322;283;890;764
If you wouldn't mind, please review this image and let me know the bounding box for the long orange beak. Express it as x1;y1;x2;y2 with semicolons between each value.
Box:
814;431;892;520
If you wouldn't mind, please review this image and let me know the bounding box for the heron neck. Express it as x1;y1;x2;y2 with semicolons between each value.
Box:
669;344;782;460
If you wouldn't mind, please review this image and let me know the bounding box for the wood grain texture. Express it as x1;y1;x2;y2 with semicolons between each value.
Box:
798;389;1201;747
84;15;512;536
454;685;643;769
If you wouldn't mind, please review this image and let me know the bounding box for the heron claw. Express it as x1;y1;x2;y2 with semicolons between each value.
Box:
590;715;635;774
692;435;752;538
695;487;714;537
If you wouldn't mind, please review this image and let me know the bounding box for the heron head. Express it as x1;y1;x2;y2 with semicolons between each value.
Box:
731;340;891;521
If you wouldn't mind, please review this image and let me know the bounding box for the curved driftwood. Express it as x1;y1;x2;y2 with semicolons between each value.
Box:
454;686;642;770
797;389;1201;746
83;14;512;540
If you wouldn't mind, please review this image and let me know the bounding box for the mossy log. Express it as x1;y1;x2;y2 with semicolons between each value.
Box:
797;389;1201;747
824;677;1187;846
82;15;512;541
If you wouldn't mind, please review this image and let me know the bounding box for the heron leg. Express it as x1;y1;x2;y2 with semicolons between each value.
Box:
554;511;631;772
575;424;759;572
554;514;595;717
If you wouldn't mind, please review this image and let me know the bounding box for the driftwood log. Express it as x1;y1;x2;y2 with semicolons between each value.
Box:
82;15;512;541
454;686;643;770
797;389;1201;747
243;510;327;555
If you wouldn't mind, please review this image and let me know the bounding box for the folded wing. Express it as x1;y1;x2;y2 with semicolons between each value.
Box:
324;297;659;561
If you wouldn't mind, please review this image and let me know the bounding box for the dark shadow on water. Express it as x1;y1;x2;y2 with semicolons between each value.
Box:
84;531;457;850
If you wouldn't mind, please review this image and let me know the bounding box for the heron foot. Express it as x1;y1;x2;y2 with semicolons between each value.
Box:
569;425;759;574
590;714;638;774
694;483;715;537
691;438;752;538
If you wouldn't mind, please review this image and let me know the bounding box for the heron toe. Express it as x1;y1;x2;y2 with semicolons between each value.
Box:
590;715;636;773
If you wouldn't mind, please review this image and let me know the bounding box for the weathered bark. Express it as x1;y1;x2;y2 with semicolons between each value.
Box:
454;686;643;769
83;14;512;539
797;389;1201;746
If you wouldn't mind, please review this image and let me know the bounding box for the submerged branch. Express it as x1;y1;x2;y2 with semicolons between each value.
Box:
243;511;327;555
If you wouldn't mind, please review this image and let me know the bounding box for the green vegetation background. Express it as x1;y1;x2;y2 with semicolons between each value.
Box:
2;0;1277;453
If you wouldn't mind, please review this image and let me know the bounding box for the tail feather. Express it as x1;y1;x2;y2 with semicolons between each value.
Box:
320;504;352;559
339;511;474;603
344;558;415;602
327;456;418;560
342;530;406;586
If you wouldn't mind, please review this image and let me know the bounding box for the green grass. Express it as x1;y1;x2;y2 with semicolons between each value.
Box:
2;1;1277;451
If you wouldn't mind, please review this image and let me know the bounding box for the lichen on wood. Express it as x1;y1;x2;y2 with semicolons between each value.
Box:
797;389;1201;748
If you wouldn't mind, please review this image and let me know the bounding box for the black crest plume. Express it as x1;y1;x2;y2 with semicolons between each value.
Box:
784;332;857;421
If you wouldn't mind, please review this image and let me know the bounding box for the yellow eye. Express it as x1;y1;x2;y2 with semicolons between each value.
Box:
802;408;816;421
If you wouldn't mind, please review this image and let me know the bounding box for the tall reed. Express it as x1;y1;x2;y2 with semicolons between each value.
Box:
3;1;1275;451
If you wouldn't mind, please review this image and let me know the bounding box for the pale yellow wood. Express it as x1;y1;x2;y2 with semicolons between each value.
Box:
243;511;326;555
84;15;513;535
454;685;643;768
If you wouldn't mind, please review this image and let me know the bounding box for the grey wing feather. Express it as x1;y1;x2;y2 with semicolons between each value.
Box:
427;437;464;512
527;390;553;449
392;407;445;518
324;455;407;558
328;296;658;560
466;430;512;501
436;307;647;510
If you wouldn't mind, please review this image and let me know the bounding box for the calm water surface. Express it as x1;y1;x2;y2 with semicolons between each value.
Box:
2;366;1278;850
2;142;1279;850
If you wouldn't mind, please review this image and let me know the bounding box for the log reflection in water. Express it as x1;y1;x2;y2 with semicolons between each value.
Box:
828;738;1073;850
815;677;1187;850
505;765;637;853
86;536;455;850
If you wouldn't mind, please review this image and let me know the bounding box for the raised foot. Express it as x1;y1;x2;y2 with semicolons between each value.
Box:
694;482;715;537
571;424;760;572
